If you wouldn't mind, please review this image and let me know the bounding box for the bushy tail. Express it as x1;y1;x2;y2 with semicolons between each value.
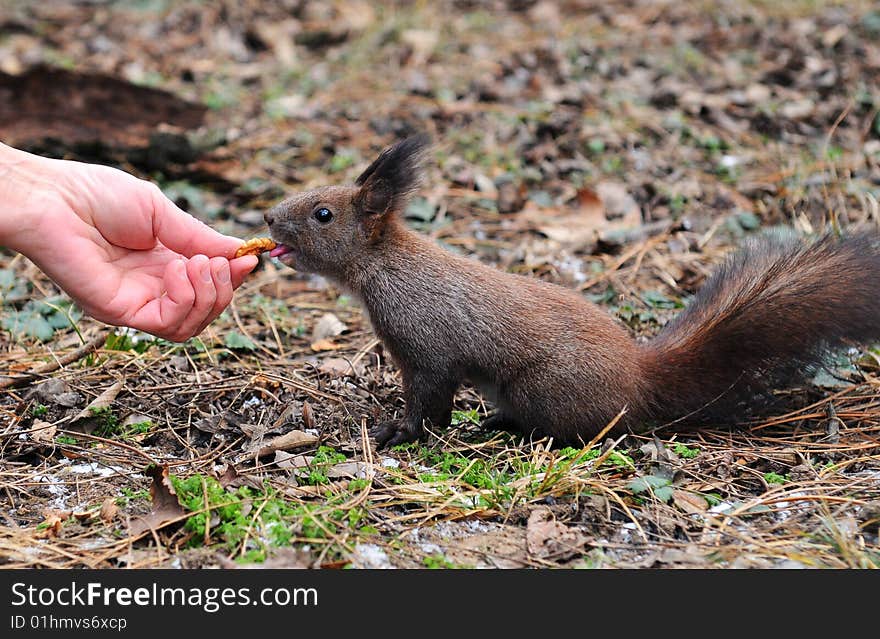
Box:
641;231;880;424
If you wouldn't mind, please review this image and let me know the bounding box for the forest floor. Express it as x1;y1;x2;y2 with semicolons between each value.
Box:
1;0;879;569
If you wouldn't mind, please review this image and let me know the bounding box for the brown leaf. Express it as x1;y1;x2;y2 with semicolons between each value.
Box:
326;461;367;479
672;489;708;515
302;401;315;430
575;187;605;218
310;338;343;352
257;430;319;458
128;465;186;536
595;181;640;224
525;507;588;560
318;357;360;377
216;464;263;491
72;378;124;423
528;187;608;250
99;497;118;524
31;420;57;444
35;511;69;538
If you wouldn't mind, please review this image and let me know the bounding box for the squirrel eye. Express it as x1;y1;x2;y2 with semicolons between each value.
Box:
313;207;333;224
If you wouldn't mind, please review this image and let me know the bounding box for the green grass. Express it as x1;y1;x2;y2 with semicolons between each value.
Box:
763;472;789;485
169;473;374;562
673;443;700;459
389;442;634;511
302;446;348;486
90;407;152;440
423;554;464;569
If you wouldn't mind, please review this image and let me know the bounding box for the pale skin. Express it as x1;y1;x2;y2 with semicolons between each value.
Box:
0;143;258;341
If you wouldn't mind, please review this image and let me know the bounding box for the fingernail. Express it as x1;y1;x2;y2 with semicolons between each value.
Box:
218;263;231;284
200;262;212;283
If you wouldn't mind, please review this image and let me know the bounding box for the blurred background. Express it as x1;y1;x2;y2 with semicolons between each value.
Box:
1;0;878;278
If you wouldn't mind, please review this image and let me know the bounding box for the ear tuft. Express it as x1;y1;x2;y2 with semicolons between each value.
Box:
355;134;430;216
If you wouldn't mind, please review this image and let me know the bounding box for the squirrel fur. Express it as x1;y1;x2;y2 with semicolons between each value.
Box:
265;135;880;446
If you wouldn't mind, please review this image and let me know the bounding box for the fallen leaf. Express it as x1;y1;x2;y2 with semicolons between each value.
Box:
318;357;359;377
274;451;313;470
35;511;67;539
525;506;588;560
400;29;438;66
257;430;319;457
216;464;263;490
310;338;343;352
31;420;56;444
672;489;708;515
312;313;347;341
326;461;367;479
72;378;124;423
302;401;315;430
596;180;641;223
99;497;118;524
128;465;186;536
780;98;814;120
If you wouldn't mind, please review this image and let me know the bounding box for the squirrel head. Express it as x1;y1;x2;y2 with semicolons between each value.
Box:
264;134;430;277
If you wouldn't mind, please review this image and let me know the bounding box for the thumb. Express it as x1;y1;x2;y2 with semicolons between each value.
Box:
149;184;242;259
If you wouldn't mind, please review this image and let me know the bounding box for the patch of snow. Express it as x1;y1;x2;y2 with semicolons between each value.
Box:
35;474;70;510
66;462;121;478
351;544;394;569
708;501;735;514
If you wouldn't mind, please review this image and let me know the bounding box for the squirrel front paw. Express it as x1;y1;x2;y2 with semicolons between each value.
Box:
371;419;423;448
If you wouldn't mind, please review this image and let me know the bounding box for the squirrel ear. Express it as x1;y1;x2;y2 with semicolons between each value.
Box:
355;134;430;217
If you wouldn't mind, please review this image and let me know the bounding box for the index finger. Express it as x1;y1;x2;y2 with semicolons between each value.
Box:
149;184;243;259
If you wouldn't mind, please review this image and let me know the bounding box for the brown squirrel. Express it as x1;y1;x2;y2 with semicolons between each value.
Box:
265;135;880;446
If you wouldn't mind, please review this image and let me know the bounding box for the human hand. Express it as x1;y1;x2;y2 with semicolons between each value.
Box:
0;145;258;341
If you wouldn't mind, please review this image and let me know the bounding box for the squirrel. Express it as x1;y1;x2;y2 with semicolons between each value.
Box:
265;134;880;447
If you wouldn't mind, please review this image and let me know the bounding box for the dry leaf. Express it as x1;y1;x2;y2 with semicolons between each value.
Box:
31;420;57;444
318;357;359;377
99;497;118;524
326;461;367;479
257;430;319;457
672;489;708;515
595;180;641;224
310;338;342;352
129;465;186;536
525;507;588;560
302;401;315;430
400;29;438;66
312;313;347;341
36;510;68;538
216;464;264;491
72;378;124;423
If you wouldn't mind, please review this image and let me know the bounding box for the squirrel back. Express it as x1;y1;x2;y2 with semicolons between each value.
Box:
265;135;880;445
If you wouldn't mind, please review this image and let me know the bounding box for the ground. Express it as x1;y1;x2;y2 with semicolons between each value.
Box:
1;0;878;569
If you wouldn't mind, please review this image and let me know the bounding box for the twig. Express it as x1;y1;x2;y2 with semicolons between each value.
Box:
0;330;109;390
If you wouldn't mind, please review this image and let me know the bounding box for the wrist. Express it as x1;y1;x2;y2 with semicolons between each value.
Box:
0;143;67;253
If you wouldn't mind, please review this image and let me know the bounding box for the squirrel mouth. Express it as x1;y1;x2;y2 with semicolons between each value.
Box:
269;244;294;259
